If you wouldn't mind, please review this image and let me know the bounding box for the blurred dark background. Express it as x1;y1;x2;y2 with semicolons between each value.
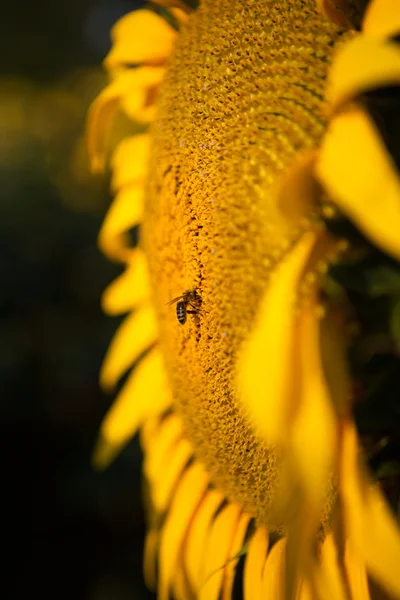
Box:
1;1;153;598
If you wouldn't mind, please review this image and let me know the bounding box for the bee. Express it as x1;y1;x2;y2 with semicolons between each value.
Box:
166;290;201;325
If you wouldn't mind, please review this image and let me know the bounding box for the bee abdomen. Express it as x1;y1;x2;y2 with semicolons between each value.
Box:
176;302;187;325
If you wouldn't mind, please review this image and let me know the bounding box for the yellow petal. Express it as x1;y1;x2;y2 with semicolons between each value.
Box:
184;489;225;592
152;437;193;512
111;133;151;191
87;67;164;171
158;462;209;600
244;527;269;600
363;0;400;38
221;513;252;600
262;539;286;600
119;66;165;120
140;414;161;452
326;36;400;114
144;414;183;482
101;249;151;315
105;9;177;70
340;420;400;598
144;528;158;591
316;105;400;260
93;348;170;469
98;184;143;263
173;560;193;600
100;305;158;390
319;307;350;418
290;297;337;510
344;542;371;600
311;534;347;600
237;231;318;444
199;503;242;600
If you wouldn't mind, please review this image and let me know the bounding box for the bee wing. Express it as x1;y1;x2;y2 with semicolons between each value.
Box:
166;295;184;306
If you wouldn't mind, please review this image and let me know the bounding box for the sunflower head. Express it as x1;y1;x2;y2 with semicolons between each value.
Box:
87;0;400;598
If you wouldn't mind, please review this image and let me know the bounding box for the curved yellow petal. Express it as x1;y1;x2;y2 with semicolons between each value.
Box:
316;105;400;260
152;438;193;512
173;560;193;600
111;133;151;191
144;414;183;482
144;528;158;591
184;489;225;593
100;305;158;390
344;542;371;600
140;411;164;450
105;9;177;70
363;0;400;38
340;420;400;599
199;503;242;600
319;307;350;418
237;230;318;444
119;66;165;120
98;184;143;262
87;70;148;172
311;534;347;600
101;250;151;315
221;513;252;600
244;527;268;600
262;539;286;600
93;348;170;469
326;36;400;114
290;297;337;510
87;67;164;172
158;462;209;600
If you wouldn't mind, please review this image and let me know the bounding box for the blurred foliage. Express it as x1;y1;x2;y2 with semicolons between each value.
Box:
1;0;153;598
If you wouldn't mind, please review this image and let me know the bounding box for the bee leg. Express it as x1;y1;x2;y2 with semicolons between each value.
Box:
186;309;198;314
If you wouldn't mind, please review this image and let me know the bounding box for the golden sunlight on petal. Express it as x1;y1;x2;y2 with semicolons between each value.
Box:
100;305;158;390
98;185;143;262
158;462;209;600
199;503;242;600
363;0;400;38
237;230;318;444
111;134;151;191
262;539;286;600
105;9;177;70
221;513;252;600
344;542;371;600
185;489;225;593
316;105;400;260
243;527;268;600
340;420;400;599
93;348;171;469
326;36;400;114
101;250;151;315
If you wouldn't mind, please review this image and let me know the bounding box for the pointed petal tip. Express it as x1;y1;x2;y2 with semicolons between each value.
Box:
92;435;121;470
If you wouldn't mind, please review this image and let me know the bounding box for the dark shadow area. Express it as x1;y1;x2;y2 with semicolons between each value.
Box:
1;1;153;598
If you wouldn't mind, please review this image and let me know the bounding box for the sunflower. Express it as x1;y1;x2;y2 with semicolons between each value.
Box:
87;1;400;598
